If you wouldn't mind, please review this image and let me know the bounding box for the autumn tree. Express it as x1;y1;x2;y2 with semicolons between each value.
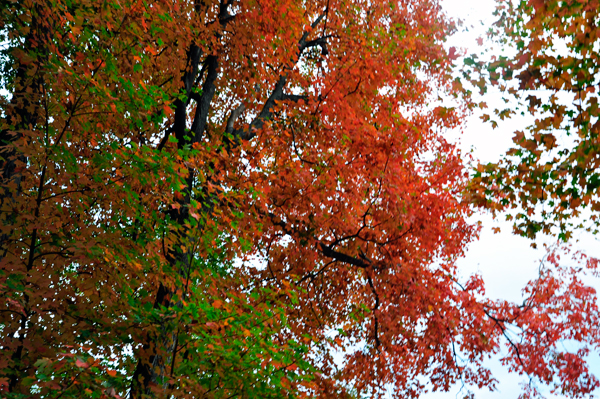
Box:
2;0;600;399
464;0;600;395
467;0;600;240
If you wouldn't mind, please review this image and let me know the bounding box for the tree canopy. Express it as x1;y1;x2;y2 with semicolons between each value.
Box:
1;0;600;398
468;0;600;240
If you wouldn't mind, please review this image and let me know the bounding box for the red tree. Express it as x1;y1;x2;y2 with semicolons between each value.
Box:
1;0;599;398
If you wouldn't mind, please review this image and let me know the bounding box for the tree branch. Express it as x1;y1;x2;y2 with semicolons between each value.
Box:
225;104;246;134
188;54;219;142
268;212;373;269
318;243;371;269
231;12;328;142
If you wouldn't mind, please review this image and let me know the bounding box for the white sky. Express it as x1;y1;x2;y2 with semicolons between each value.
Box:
421;0;600;398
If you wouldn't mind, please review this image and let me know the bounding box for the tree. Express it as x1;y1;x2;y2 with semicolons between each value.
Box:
1;0;599;399
467;0;600;240
462;0;600;395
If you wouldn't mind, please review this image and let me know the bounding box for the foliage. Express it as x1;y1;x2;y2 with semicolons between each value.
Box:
1;0;600;399
467;0;600;240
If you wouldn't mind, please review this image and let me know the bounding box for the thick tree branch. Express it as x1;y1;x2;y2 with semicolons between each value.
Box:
268;212;372;269
298;36;332;55
231;12;328;142
232;74;287;141
298;11;328;51
225;104;246;134
318;243;371;269
189;54;219;142
366;272;382;349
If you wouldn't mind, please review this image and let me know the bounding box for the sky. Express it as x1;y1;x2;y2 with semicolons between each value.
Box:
422;0;600;398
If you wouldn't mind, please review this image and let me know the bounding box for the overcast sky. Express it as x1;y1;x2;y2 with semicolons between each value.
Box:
420;0;600;397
